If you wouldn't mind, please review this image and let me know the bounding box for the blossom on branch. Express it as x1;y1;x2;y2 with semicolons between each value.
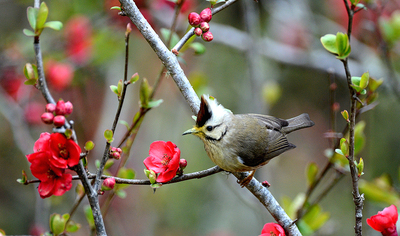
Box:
367;205;398;236
26;132;81;198
143;141;181;183
260;223;285;236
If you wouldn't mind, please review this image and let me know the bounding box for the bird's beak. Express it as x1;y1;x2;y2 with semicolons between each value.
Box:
182;127;199;136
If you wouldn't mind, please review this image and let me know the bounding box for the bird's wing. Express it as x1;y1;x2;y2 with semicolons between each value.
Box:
246;114;288;131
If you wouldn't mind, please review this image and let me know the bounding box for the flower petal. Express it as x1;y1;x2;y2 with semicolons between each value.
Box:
38;179;56;198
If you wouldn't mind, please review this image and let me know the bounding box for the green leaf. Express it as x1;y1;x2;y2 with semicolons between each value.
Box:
369;77;384;92
356;3;366;10
146;99;163;109
334;148;344;156
360;72;369;89
190;42;206;55
150;183;162;189
49;213;66;236
17;170;28;184
65;221;81;233
117;79;123;96
27;6;38;30
119;120;130;130
24;79;37;85
357;158;364;177
110;85;119;96
140;78;152;108
359;178;400;205
36;2;49;30
95;160;100;169
341;110;349;122
104;159;115;170
115;189;127;198
64;129;73;139
306;162;318;187
110;6;122;11
336;32;348;56
351;76;361;86
43;21;63;31
84;205;95;228
104;129;114;143
354;121;366;156
117;167;136;190
340;138;349;156
84;141;95;151
129;73;139;84
320;34;338;54
23;29;37;37
160;28;180;48
302;205;330;231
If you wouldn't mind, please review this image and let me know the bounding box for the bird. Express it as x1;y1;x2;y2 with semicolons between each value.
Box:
183;94;315;187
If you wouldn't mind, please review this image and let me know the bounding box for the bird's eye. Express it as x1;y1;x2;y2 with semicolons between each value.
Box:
206;126;213;131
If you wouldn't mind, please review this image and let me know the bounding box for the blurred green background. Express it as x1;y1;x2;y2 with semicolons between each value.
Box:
1;0;400;235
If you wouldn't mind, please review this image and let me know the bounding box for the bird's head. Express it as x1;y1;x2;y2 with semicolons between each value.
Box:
183;95;231;141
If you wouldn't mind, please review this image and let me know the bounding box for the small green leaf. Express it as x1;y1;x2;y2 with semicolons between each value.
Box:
64;129;73;139
151;183;162;189
190;42;206;55
49;213;66;236
117;167;136;190
356;3;367;10
119;120;130;130
320;34;338;54
17;170;28;184
351;76;361;86
354;121;366;156
23;29;37;37
160;28;180;48
36;2;49;30
306;162;318;187
84;205;95;228
340;138;349;157
140;78;152;108
110;6;122;11
95;160;100;169
369;78;384;92
43;21;63;31
110;85;119;96
104;129;114;143
341;110;349;122
357;158;364;177
65;221;81;233
24;79;37;85
115;189;127;198
336;32;348;56
129;73;139;84
146;99;163;109
117;79;123;96
24;63;38;80
335;148;344;156
104;159;115;170
27;6;38;31
84;141;95;151
360;72;370;89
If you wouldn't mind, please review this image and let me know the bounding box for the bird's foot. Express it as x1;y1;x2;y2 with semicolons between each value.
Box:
237;170;255;188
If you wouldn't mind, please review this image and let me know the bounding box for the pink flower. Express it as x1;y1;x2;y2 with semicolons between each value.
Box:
367;205;398;236
143;141;181;183
260;223;285;236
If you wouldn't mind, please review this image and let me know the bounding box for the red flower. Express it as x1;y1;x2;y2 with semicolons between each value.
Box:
367;205;398;236
46;61;74;91
260;223;285;236
143;141;181;183
27;151;72;198
28;132;81;169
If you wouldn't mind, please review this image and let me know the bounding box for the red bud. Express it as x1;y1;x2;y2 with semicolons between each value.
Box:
200;22;210;32
202;31;213;42
41;112;54;124
53;115;66;127
46;103;56;113
194;27;203;36
200;8;212;23
188;12;201;26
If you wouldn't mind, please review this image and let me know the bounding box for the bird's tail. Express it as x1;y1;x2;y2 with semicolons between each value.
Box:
282;113;315;134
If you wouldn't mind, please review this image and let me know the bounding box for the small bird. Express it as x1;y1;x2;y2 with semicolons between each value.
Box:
183;95;315;187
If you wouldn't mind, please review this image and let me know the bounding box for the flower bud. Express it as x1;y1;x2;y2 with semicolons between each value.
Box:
64;101;73;115
202;31;213;42
102;177;116;191
112;151;121;160
41;112;54;124
53;115;66;127
116;148;122;154
194;27;203;36
179;159;187;169
200;22;210;32
188;12;201;26
200;8;212;22
55;100;66;115
46;103;56;113
262;180;271;188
